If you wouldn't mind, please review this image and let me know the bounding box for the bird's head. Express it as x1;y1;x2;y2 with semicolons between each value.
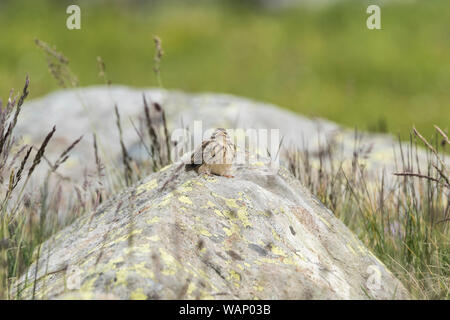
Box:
210;128;229;139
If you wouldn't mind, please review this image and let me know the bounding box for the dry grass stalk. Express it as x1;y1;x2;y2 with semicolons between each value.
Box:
153;35;164;87
114;105;133;186
52;135;83;172
27;126;56;178
97;56;111;85
395;126;449;189
34;39;78;88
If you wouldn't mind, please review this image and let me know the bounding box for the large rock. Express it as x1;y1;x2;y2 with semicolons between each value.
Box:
12;85;445;226
14;158;410;299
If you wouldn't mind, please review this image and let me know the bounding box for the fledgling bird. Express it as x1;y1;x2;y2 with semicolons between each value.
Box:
187;128;236;177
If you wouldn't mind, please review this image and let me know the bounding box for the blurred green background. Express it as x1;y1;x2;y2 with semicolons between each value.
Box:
0;0;449;139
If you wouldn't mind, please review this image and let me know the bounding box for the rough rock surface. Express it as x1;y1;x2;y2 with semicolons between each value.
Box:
14;160;410;299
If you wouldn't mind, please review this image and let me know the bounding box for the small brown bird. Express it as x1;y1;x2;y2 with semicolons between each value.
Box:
187;128;236;177
159;128;236;191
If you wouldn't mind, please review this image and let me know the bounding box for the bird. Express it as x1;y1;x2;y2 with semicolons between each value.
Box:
187;128;236;178
159;128;236;191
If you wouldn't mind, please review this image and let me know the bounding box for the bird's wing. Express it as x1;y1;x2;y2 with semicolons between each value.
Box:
190;139;212;165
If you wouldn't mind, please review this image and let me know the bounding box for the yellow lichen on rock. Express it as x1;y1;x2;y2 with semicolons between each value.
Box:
133;262;155;280
223;227;233;236
211;192;242;209
147;235;160;242
156;192;174;208
80;275;97;295
253;283;264;292
130;288;147;300
227;270;241;288
146;216;160;225
206;200;217;208
115;269;129;287
137;179;158;194
113;229;143;244
199;227;212;237
177;180;193;193
159;248;181;276
225;198;240;209
213;209;224;217
159;164;172;172
124;242;151;255
186;282;196;297
237;207;252;228
271;245;287;257
178;195;193;205
255;257;280;265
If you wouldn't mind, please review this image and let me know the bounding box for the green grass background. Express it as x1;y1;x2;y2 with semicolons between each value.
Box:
0;0;449;139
